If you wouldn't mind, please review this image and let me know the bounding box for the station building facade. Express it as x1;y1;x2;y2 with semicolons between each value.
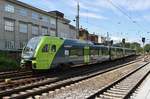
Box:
0;0;76;51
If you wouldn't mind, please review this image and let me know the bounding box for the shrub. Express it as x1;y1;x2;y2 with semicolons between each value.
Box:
0;52;19;70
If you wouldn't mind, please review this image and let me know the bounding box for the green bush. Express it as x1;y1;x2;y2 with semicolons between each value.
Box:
0;52;19;70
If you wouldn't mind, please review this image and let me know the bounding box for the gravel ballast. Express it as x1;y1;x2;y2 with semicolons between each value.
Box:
38;61;147;99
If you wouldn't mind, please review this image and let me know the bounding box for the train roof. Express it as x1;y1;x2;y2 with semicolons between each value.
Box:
63;38;110;48
41;36;136;50
63;38;94;46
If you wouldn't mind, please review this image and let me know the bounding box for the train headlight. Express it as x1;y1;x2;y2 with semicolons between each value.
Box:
31;57;36;60
33;63;36;68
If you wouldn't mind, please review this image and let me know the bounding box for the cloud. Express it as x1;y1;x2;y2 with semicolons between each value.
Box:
19;0;55;11
111;0;150;11
126;38;142;43
143;15;150;21
124;0;150;11
64;0;101;13
67;0;123;17
111;36;139;43
80;12;108;20
111;36;121;43
76;0;150;16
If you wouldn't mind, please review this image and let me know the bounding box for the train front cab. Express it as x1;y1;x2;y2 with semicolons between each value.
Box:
33;36;64;70
21;36;64;70
21;37;41;69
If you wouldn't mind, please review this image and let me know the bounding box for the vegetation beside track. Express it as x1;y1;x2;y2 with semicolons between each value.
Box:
0;51;20;71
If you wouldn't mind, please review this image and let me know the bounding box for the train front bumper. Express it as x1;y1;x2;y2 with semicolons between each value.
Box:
21;58;36;69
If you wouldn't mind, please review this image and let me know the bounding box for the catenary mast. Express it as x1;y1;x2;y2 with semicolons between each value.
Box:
76;1;80;39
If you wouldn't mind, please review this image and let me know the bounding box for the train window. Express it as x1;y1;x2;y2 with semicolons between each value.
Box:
99;49;102;56
116;48;122;56
70;49;83;56
102;47;109;55
111;48;116;55
42;44;49;52
90;49;98;55
70;49;77;56
78;49;83;56
51;45;56;52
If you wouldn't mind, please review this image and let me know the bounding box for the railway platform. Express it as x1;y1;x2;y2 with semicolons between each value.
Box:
131;72;150;99
130;55;150;99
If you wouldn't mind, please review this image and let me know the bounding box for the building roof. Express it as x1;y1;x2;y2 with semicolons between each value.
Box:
69;24;76;30
49;11;64;18
6;0;70;23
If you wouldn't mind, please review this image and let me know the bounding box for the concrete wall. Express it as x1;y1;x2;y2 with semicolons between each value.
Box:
0;0;76;51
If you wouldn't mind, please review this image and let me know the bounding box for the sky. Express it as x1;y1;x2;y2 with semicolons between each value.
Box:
19;0;150;44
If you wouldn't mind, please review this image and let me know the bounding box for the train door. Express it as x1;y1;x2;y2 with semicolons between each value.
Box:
36;44;50;69
84;46;90;63
37;43;56;69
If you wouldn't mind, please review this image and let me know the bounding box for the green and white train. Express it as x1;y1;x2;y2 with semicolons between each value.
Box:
21;36;136;70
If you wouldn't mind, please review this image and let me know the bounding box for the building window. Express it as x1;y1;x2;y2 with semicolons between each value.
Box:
20;41;26;49
32;25;39;35
5;41;15;49
19;22;28;33
42;15;48;22
50;18;56;29
41;27;48;35
50;30;56;36
60;32;66;38
32;12;39;20
5;4;14;13
19;8;27;16
50;18;56;25
4;19;15;32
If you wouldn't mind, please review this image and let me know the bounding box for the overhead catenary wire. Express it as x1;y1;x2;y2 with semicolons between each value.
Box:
67;0;146;41
125;0;150;37
106;0;148;32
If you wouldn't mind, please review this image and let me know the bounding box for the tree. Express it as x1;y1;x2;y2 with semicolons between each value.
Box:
144;44;150;53
114;42;143;54
124;42;131;48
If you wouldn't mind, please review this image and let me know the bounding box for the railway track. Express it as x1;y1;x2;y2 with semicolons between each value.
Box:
0;70;32;81
0;56;136;80
87;62;150;99
1;57;143;99
0;73;53;90
0;56;137;90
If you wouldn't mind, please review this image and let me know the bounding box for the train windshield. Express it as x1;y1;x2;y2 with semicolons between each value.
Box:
22;37;41;58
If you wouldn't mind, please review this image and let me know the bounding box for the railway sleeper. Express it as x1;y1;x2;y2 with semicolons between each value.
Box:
114;84;134;89
113;86;130;90
103;92;124;98
117;82;135;86
98;94;122;99
110;88;129;92
107;90;127;95
115;84;132;88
